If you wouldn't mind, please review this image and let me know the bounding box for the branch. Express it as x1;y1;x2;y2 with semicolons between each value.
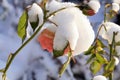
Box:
2;21;45;80
1;5;75;80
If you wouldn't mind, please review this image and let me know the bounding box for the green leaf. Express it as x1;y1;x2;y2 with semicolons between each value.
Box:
115;41;120;46
103;71;111;77
97;39;106;48
79;4;91;10
90;60;102;74
96;53;108;64
79;4;93;16
105;58;115;72
53;42;69;57
59;52;72;77
109;10;117;19
30;15;39;31
53;49;64;58
96;46;103;52
17;11;28;41
103;59;115;77
86;54;95;64
84;46;94;55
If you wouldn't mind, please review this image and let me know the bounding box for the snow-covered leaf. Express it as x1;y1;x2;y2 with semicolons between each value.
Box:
30;15;39;31
17;11;28;41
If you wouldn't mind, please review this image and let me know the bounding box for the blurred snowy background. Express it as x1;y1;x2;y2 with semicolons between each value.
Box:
0;0;120;80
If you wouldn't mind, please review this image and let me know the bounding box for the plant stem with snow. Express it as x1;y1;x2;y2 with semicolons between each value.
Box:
109;32;117;80
0;3;68;80
1;20;45;80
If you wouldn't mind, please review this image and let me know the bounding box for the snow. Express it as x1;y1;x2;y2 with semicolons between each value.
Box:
88;0;100;13
114;57;119;66
99;22;120;44
0;0;120;80
28;3;44;27
99;22;120;57
46;0;76;14
93;75;107;80
112;3;120;12
46;0;95;56
88;1;105;28
0;0;13;20
0;0;97;80
112;0;120;4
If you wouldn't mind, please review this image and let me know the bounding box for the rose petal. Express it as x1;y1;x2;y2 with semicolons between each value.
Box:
38;29;55;52
38;29;70;54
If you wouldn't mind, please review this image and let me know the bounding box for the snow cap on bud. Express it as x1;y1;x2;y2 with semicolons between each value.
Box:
99;22;120;44
28;3;43;27
88;0;100;13
112;3;120;12
93;75;107;80
114;56;119;65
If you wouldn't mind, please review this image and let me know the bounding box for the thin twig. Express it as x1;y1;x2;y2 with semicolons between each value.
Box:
2;21;45;80
46;7;66;19
47;19;58;27
92;24;107;46
109;32;117;80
